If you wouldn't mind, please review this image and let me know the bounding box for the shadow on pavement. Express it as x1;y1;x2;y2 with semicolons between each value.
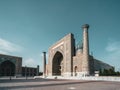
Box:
0;80;103;90
0;78;69;83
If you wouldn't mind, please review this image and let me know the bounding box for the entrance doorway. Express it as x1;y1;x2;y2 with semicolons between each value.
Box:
52;51;63;75
74;66;78;76
0;61;15;76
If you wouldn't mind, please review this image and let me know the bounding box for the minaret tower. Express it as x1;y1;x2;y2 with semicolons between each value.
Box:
43;51;46;77
82;24;90;75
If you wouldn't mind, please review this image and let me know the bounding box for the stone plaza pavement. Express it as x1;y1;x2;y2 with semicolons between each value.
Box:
0;77;120;90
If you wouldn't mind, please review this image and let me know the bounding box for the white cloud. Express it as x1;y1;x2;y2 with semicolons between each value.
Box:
0;38;22;54
24;58;36;67
103;40;120;71
106;41;119;52
0;50;8;54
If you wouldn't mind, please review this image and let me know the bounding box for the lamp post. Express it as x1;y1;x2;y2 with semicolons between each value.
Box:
9;64;12;80
25;66;27;80
9;68;11;80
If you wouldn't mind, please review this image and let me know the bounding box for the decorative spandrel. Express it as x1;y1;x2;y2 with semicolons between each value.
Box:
0;56;17;64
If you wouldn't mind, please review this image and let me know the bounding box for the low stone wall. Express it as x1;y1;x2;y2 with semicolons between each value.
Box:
80;76;120;82
45;76;120;82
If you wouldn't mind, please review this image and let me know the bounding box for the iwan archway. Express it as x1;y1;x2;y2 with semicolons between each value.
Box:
52;51;63;75
0;60;15;76
47;33;75;77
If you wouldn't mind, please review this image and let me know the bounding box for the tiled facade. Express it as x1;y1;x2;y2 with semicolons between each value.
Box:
22;66;39;76
0;54;22;76
0;54;39;77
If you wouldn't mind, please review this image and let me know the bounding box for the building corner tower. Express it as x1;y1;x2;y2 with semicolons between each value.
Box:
82;24;90;76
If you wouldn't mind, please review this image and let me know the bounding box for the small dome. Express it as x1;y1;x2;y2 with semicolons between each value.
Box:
76;41;83;51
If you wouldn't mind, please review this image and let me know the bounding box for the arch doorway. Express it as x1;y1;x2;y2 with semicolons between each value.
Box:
52;51;63;76
74;66;78;76
0;61;15;76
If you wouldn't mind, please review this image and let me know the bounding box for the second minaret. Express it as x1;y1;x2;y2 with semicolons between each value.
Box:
82;24;90;75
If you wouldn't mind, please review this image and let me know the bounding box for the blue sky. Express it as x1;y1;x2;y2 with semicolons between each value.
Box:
0;0;120;71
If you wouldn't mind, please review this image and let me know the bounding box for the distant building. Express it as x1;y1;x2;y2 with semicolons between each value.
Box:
22;66;39;76
45;24;114;77
0;54;39;77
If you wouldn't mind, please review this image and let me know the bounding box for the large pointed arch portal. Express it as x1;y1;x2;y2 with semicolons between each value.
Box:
0;60;15;76
52;51;63;76
48;33;75;76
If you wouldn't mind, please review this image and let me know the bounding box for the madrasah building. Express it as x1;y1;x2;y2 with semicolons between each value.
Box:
0;54;39;77
43;24;114;77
